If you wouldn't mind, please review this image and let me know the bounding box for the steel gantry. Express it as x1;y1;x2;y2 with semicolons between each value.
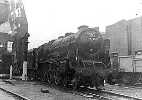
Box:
8;0;29;80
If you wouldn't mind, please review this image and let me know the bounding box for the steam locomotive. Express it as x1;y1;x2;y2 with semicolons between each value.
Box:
28;26;111;90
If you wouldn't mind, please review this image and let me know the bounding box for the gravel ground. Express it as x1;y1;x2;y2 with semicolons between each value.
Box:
2;79;142;100
104;84;142;99
0;79;93;100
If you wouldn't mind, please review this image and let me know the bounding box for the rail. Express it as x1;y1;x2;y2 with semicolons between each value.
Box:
72;87;142;100
0;87;31;100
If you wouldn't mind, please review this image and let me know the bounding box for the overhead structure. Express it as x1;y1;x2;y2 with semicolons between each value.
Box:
0;0;9;25
8;0;29;80
8;0;28;37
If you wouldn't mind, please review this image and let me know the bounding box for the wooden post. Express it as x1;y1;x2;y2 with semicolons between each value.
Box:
22;33;29;80
22;61;27;80
10;65;12;79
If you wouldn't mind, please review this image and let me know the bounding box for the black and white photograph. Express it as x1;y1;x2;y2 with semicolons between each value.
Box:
0;0;142;99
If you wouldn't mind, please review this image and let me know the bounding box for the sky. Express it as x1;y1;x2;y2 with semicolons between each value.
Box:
22;0;142;49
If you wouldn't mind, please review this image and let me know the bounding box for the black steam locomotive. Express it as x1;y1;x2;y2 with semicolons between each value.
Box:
28;26;111;90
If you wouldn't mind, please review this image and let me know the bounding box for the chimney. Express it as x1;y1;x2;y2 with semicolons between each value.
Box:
93;27;99;32
78;25;89;31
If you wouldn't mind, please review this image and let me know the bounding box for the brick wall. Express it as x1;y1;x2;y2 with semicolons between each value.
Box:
128;17;142;55
106;20;128;56
106;17;142;56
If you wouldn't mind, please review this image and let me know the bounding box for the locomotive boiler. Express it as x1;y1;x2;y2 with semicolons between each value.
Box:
29;26;111;90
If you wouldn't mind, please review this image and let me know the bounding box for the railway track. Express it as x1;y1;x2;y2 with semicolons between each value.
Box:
30;81;142;100
72;87;142;100
0;87;31;100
